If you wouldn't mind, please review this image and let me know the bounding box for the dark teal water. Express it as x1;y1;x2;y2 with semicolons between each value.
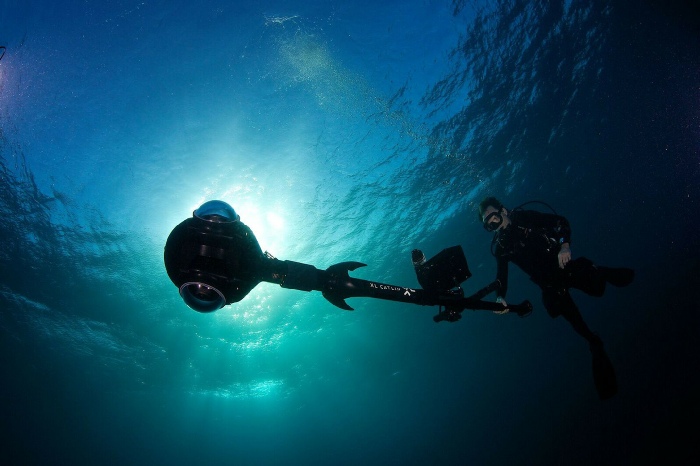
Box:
1;1;698;464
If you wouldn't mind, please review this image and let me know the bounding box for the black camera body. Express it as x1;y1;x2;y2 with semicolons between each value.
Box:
414;245;472;291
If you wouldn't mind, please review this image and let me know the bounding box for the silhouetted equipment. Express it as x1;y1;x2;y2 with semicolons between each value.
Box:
164;200;531;320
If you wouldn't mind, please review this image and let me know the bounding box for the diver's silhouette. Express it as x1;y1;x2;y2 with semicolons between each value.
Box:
478;197;634;400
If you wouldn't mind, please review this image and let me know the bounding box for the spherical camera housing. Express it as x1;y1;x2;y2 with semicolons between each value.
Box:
164;201;263;312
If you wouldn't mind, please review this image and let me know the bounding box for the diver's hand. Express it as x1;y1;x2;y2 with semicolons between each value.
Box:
558;243;571;269
494;296;510;314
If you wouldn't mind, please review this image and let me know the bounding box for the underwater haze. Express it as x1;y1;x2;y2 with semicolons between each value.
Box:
1;0;698;464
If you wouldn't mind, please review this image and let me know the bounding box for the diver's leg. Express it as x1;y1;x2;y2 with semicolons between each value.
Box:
567;257;635;294
542;288;617;399
586;332;618;400
542;288;598;343
565;258;606;297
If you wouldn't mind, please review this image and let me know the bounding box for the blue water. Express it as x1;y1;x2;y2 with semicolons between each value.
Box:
1;1;698;464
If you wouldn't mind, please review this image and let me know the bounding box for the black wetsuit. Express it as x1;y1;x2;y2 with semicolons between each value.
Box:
491;208;633;400
493;209;607;322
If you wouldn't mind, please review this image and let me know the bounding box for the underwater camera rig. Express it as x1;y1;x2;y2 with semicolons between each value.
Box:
412;245;531;322
164;200;532;321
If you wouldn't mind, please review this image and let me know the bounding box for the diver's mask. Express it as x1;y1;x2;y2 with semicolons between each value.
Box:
482;211;504;232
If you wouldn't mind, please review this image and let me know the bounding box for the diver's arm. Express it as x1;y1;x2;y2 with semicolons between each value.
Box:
521;210;573;268
549;211;572;268
494;295;509;314
494;256;510;314
522;210;572;243
558;242;571;269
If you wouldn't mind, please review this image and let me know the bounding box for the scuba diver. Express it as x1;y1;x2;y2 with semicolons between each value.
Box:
478;197;635;399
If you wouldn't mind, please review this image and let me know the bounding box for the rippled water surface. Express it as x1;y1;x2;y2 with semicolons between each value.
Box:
1;1;698;464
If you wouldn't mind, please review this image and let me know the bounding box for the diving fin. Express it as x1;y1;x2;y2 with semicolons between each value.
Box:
590;338;618;400
600;267;635;288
